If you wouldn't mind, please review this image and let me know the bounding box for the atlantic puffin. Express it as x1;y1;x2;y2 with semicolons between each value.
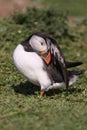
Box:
13;32;83;96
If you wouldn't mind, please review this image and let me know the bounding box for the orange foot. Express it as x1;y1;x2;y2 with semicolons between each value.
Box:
39;91;45;97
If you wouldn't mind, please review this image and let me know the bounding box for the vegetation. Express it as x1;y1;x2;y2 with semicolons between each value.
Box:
43;0;87;16
0;5;87;130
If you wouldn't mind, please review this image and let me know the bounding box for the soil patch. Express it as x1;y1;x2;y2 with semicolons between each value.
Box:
0;0;41;18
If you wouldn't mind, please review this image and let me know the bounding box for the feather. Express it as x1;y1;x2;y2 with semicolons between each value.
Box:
66;61;83;68
46;37;69;90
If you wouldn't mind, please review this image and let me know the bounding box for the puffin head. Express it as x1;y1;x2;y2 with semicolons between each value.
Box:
29;34;48;54
21;32;55;64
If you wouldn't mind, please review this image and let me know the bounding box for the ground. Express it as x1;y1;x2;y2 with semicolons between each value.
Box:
0;0;41;18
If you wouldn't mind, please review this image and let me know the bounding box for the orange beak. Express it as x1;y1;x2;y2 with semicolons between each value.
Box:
41;50;46;55
41;51;51;65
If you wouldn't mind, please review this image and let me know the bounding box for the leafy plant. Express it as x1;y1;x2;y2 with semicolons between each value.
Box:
11;7;80;42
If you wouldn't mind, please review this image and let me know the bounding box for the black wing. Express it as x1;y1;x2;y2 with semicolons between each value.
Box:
66;61;83;68
46;37;69;90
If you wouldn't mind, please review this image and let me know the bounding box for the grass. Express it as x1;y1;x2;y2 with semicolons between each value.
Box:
43;0;87;17
0;3;87;130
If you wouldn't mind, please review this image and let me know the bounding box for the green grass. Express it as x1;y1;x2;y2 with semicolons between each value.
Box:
0;7;87;130
43;0;87;16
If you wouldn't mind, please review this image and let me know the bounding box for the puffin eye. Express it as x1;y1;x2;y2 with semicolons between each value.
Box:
41;42;44;45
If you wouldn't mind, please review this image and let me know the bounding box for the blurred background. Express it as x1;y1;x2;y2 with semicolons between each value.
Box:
0;0;41;18
0;0;87;17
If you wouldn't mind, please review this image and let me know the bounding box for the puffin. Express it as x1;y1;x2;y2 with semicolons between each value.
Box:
13;32;83;96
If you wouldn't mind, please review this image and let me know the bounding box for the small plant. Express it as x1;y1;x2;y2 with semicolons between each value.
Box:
11;7;80;43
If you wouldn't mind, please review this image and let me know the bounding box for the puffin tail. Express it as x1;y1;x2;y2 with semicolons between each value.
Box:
68;69;84;86
66;61;83;68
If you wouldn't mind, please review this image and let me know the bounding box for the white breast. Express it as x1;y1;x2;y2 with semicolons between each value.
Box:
13;44;51;89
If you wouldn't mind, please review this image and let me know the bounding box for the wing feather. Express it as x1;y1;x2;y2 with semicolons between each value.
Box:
66;61;83;68
47;38;69;90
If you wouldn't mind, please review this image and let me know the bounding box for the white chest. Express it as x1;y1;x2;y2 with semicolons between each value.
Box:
13;44;51;87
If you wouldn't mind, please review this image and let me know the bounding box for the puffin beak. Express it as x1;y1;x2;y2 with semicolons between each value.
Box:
41;50;51;65
41;50;46;55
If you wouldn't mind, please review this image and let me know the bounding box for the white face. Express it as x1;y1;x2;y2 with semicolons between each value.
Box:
29;35;47;52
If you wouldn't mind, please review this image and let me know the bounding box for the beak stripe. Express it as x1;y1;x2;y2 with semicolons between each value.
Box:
43;51;51;65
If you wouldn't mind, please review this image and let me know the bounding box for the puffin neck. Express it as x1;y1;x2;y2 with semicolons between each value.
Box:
21;41;34;52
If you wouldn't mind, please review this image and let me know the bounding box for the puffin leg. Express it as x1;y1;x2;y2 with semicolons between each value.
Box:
53;89;56;95
39;91;45;97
